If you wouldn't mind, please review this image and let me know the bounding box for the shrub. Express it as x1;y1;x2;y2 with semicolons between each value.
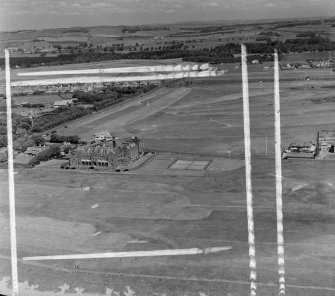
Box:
50;134;80;144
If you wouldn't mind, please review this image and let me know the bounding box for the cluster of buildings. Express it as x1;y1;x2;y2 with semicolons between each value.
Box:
6;41;56;55
0;81;155;97
307;59;333;68
283;130;335;160
68;132;144;171
276;59;333;71
279;63;313;70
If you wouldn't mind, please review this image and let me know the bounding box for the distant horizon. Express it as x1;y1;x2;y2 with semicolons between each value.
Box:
0;0;333;32
0;15;332;33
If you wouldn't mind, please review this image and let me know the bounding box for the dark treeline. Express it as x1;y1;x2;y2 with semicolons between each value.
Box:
29;145;61;166
73;83;156;110
1;33;334;68
50;134;80;144
32;107;90;132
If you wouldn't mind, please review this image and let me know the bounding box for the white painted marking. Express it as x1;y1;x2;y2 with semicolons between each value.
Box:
209;119;233;127
12;70;224;87
17;64;203;76
292;184;307;192
22;246;231;261
127;240;149;244
5;49;19;296
241;44;257;296
274;50;286;296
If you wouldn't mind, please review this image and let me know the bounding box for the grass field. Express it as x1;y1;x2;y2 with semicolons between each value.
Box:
12;94;62;105
1;66;335;295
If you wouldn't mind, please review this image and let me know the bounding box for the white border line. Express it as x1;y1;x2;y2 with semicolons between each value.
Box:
5;49;19;296
11;70;222;87
22;247;232;261
241;44;257;296
17;64;208;76
274;50;286;296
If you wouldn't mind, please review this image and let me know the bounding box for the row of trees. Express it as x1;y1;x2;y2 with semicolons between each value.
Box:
1;34;333;69
50;134;80;144
32;107;90;132
29;145;61;166
72;83;157;111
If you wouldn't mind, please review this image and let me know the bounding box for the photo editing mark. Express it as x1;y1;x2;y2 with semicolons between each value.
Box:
22;246;232;261
274;50;286;296
5;49;19;296
241;44;257;296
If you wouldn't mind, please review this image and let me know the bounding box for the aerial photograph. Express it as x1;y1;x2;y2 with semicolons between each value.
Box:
0;0;335;295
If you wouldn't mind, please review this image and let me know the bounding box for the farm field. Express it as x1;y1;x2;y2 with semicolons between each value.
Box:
12;94;62;105
1;66;335;296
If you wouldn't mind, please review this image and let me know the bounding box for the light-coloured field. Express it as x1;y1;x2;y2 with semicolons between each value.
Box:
12;94;61;104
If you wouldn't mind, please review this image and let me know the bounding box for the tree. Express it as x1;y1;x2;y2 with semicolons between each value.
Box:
32;136;45;146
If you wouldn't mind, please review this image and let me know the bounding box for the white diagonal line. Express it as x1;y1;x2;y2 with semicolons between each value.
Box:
12;70;224;86
22;247;232;261
17;64;207;76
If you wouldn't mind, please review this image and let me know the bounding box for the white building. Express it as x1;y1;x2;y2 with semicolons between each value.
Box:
93;131;114;141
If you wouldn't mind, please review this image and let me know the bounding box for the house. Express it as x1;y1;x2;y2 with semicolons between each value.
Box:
25;145;48;156
69;136;143;170
282;142;316;159
92;131;114;141
280;64;295;70
54;99;73;108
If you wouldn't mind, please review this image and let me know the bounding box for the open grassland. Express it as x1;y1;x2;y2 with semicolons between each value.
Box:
12;94;62;105
1;67;335;295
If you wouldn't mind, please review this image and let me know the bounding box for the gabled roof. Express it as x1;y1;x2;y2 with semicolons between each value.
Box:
93;130;112;138
54;99;73;106
75;146;116;156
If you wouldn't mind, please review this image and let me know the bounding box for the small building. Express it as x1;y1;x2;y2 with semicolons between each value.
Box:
92;131;114;141
54;99;74;108
280;64;295;70
25;145;48;156
282;142;316;159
